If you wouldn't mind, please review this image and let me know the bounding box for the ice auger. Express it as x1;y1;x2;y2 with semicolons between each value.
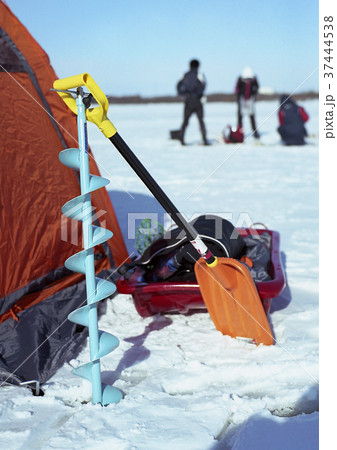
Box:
55;84;122;405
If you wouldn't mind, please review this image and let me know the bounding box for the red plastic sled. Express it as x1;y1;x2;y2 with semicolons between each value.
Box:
117;228;286;318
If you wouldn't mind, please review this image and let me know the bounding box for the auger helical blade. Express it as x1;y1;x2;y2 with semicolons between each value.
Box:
102;384;123;405
92;226;113;247
88;174;110;193
95;330;119;359
93;278;117;302
62;194;91;221
59;148;80;170
57;86;122;406
68;304;90;327
65;249;89;274
72;361;93;382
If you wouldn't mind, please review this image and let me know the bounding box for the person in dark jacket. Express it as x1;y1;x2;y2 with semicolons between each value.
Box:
177;59;209;145
235;67;260;138
277;95;309;145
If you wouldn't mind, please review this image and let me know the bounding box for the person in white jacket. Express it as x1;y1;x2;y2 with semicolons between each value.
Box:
235;67;260;139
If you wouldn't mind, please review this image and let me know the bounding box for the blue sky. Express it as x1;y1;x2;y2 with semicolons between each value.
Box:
6;0;318;96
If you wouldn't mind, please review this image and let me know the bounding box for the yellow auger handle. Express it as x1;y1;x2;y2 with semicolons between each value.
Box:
53;73;117;138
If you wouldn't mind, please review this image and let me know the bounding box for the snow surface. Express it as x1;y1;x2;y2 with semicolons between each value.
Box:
0;100;319;449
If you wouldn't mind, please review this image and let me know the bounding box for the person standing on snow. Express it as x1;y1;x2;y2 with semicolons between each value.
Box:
176;59;209;145
277;95;309;145
235;67;260;139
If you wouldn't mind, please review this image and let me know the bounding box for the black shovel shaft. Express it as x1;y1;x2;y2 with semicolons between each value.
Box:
109;133;215;264
110;133;197;240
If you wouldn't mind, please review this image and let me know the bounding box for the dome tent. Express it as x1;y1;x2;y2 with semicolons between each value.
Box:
0;1;128;389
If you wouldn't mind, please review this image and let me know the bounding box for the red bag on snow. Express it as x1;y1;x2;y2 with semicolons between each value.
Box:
223;125;244;143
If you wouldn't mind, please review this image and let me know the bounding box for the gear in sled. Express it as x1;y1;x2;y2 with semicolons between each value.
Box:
117;215;286;345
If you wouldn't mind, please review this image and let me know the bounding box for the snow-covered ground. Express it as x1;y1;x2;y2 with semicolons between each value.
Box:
0;100;319;449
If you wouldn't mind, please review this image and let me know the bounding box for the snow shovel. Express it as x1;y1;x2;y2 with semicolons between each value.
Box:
53;74;274;346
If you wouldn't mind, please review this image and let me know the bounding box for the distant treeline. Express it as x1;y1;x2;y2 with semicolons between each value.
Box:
106;91;318;105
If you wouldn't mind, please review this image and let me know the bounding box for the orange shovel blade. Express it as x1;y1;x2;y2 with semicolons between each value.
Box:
195;257;274;345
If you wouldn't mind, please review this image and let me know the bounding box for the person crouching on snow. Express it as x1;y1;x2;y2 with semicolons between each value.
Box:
176;59;209;145
235;67;260;139
277;95;309;146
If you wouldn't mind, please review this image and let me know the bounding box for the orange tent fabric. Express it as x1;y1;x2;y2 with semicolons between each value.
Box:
0;1;128;319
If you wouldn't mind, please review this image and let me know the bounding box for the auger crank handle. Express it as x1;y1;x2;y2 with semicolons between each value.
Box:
53;73;117;138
